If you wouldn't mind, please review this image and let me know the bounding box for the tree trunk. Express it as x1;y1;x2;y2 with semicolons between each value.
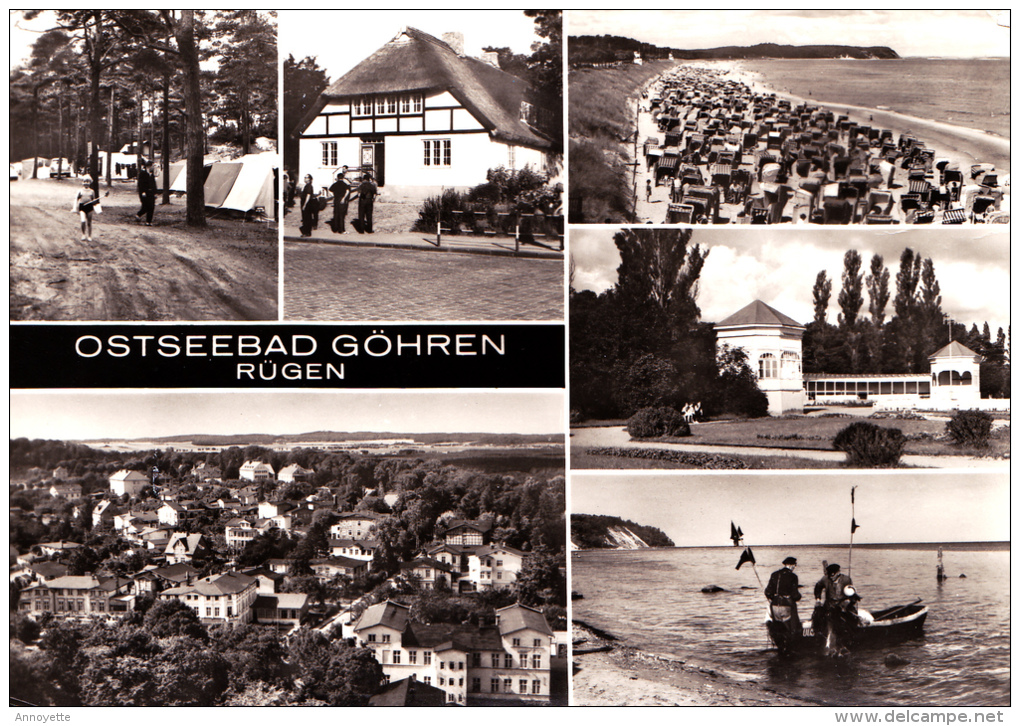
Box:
136;84;145;170
106;83;116;187
31;85;39;179
162;71;171;204
56;88;64;177
88;11;103;196
175;10;206;226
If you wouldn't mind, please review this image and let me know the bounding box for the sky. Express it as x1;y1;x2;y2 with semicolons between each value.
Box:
571;471;1010;546
9;391;564;441
280;10;544;82
570;227;1011;333
567;10;1010;59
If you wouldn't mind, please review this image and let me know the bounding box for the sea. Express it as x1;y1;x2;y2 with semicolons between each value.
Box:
572;544;1010;707
737;58;1010;140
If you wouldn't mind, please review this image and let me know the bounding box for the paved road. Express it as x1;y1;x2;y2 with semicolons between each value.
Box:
284;242;564;321
570;426;1009;469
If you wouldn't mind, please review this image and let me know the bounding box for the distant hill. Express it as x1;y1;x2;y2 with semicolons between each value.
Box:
569;35;899;65
572;514;674;549
86;431;563;447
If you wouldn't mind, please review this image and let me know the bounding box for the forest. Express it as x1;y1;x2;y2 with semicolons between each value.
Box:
571;514;675;549
9;10;277;226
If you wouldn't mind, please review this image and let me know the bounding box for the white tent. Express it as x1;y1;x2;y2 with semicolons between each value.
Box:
219;152;277;218
168;152;277;219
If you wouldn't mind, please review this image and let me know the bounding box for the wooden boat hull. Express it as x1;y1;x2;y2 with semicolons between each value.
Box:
767;603;928;656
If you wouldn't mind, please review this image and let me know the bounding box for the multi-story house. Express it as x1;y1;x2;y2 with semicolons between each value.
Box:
159;571;259;626
239;460;275;482
352;601;553;705
441;519;492;547
164;533;209;564
277;463;314;483
109;469;149;497
328;538;378;566
466;543;526;591
309;556;368;581
92;500;122;529
330;511;387;540
400;556;460;590
20;575;133;619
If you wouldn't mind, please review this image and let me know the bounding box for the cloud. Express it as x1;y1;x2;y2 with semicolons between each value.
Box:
569;228;1009;329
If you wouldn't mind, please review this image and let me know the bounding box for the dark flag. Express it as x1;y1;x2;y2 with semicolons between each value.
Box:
851;518;860;533
730;521;743;546
736;547;755;570
851;486;856;504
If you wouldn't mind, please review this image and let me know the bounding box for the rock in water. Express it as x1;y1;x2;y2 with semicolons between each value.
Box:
884;654;910;667
959;574;967;578
701;585;727;593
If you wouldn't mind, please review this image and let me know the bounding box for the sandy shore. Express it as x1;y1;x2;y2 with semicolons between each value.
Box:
713;61;1010;176
572;622;812;706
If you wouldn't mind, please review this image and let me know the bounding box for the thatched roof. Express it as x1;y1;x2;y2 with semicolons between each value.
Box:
302;27;551;150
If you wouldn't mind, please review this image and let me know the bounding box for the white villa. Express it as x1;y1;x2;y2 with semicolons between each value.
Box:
298;27;555;200
715;300;806;415
717;301;1000;414
109;469;149;497
159;571;259;626
352;601;553;705
239;460;275;482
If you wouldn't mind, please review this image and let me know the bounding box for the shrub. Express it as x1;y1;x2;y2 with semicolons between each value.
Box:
832;422;905;467
945;409;993;447
626;407;691;439
410;188;466;233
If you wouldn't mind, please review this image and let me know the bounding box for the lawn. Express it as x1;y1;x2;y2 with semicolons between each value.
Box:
672;415;1010;458
571;448;844;470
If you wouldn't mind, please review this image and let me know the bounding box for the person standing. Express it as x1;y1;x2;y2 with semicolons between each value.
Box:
136;159;157;226
645;178;653;202
765;556;802;636
329;167;351;233
299;174;317;237
357;170;378;234
814;563;855;611
72;176;98;242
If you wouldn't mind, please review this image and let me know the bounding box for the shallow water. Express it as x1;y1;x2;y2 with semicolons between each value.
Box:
572;544;1010;706
739;58;1010;139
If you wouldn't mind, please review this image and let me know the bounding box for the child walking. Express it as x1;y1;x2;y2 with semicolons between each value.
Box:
72;177;98;242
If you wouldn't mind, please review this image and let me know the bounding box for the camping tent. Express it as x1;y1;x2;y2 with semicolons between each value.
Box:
166;152;277;219
218;152;277;217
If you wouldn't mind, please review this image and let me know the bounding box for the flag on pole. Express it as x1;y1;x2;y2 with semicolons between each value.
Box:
736;547;756;570
851;518;860;533
730;521;744;547
851;486;856;504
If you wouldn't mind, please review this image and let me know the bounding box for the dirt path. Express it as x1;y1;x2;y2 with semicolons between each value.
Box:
10;178;278;321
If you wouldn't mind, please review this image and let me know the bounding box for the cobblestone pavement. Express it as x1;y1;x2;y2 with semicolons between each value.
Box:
284;242;564;321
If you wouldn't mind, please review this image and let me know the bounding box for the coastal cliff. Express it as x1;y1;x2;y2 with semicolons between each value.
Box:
571;514;674;549
569;36;899;65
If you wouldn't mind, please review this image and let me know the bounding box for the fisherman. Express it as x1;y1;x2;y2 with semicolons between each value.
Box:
815;563;856;612
765;556;802;636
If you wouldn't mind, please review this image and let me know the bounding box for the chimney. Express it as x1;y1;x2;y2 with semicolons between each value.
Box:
442;32;464;55
480;51;500;68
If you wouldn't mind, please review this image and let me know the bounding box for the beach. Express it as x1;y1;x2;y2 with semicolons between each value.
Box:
572;621;811;706
631;60;1010;225
719;61;1010;176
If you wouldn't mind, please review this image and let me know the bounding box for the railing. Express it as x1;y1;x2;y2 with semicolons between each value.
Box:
435;210;564;253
